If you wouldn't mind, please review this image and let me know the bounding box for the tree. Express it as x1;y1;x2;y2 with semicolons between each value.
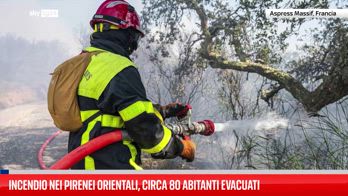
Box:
141;0;348;115
138;29;206;106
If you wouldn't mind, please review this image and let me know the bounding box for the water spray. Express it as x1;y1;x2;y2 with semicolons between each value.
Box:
214;112;289;134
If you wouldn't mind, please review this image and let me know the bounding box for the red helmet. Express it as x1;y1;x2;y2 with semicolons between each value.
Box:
90;0;144;37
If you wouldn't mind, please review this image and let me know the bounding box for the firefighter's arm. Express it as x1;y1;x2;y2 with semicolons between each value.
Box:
98;67;183;159
119;101;183;158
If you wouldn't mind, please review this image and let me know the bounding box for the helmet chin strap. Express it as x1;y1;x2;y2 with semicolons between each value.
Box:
89;25;141;55
128;44;137;54
128;30;141;54
129;39;138;53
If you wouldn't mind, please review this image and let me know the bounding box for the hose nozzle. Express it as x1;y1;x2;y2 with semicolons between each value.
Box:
197;120;215;136
166;120;215;136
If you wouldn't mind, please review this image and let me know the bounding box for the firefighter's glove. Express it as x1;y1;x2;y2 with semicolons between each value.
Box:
180;138;196;162
161;103;191;119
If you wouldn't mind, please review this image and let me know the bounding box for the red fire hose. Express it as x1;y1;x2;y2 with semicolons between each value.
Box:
38;130;62;169
38;130;123;169
38;108;214;169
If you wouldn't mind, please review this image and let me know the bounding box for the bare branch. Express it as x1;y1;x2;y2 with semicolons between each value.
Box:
181;0;348;114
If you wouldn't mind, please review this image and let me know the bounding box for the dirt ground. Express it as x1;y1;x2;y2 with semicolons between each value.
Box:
0;127;68;169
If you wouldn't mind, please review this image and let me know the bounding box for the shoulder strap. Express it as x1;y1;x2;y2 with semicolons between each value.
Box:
82;111;103;125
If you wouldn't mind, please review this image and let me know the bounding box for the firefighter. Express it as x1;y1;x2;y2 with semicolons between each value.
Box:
68;0;196;169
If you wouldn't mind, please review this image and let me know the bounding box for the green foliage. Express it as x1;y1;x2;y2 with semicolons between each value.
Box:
289;19;348;84
142;0;329;63
140;0;348;169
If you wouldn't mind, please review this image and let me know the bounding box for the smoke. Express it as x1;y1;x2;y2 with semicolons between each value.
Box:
214;112;289;135
0;102;53;129
0;0;80;53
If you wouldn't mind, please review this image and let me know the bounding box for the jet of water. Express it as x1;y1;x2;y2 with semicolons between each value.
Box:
214;112;289;134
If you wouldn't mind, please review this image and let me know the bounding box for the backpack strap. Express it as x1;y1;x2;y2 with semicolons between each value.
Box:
80;50;104;126
82;110;103;125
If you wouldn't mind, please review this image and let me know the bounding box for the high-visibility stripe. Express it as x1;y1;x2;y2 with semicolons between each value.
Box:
142;126;172;154
100;23;104;32
119;101;171;153
129;159;142;170
80;110;124;128
110;25;119;30
80;110;99;122
84;47;107;53
84;156;95;170
100;114;124;128
78;47;135;99
119;101;155;122
154;108;164;123
81;120;97;170
123;141;143;170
